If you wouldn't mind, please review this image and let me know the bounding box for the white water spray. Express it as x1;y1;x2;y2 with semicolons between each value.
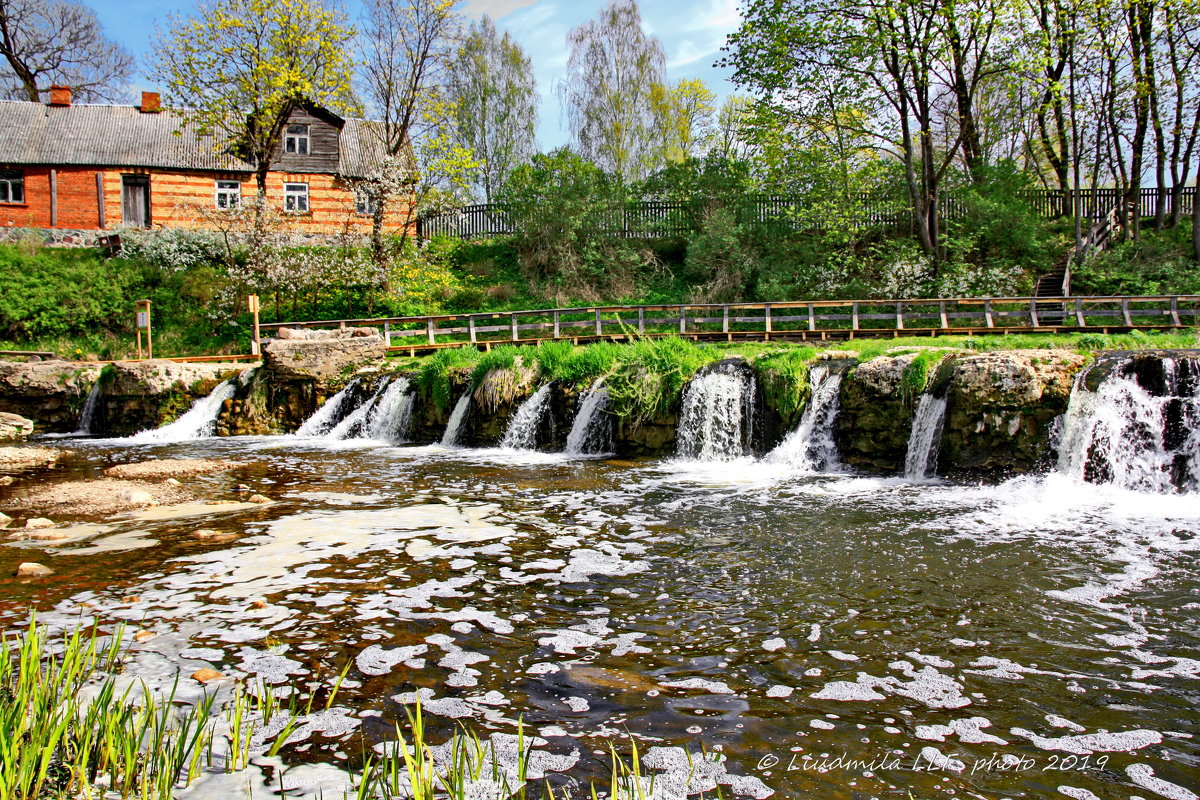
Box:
441;392;472;447
1057;358;1200;493
364;376;414;442
329;380;390;440
296;379;358;437
565;380;613;456
676;365;756;461
128;380;237;442
769;365;844;472
904;394;948;481
501;384;554;451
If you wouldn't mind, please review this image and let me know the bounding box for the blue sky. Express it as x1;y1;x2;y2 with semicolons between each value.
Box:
88;0;743;149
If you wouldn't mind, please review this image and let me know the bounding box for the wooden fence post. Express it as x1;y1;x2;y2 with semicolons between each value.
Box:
722;305;729;333
984;299;994;328
679;306;686;334
764;304;772;334
595;309;603;336
1075;298;1086;327
1121;298;1133;326
553;311;560;339
852;302;860;330
1029;299;1040;327
807;303;815;332
895;301;904;329
427;318;435;345
511;313;519;341
638;307;645;334
468;316;477;343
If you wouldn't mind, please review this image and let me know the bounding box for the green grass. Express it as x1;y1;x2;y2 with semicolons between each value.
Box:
414;348;482;410
1;620;725;800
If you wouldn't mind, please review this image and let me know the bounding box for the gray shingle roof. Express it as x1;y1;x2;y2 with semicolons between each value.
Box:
0;100;391;178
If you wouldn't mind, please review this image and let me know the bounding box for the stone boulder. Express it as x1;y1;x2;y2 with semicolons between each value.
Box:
0;412;33;441
98;360;247;437
837;354;920;473
262;329;386;384
941;349;1087;478
0;361;102;433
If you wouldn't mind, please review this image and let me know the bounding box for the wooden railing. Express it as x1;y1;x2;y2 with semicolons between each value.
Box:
417;187;1197;241
256;295;1200;353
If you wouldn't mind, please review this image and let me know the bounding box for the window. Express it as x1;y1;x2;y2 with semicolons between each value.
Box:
284;182;309;213
0;170;24;204
284;124;310;155
214;180;241;209
355;188;378;216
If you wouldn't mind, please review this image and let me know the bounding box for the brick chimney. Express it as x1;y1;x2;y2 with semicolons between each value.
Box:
48;85;72;107
140;91;161;113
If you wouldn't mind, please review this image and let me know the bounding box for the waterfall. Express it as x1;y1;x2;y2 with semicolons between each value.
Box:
72;379;103;435
564;380;613;456
676;364;756;461
500;384;554;451
441;392;472;447
329;379;391;440
296;379;359;437
904;394;948;481
363;376;414;442
128;380;236;442
1057;357;1200;493
768;365;844;472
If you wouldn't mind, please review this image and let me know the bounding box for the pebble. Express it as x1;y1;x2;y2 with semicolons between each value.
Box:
26;530;67;541
0;511;11;528
165;477;182;486
191;668;225;683
0;476;13;486
248;494;271;504
133;630;155;642
16;562;53;577
25;517;55;529
234;484;250;492
193;529;219;538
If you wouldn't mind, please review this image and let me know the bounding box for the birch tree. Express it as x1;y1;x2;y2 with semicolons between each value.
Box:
559;0;666;182
446;15;537;203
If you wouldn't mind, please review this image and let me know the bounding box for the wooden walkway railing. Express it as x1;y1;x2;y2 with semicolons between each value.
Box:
257;295;1200;354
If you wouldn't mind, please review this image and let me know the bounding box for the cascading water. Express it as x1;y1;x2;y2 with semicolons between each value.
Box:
128;380;237;442
441;392;472;447
296;379;359;437
72;379;103;435
500;384;554;451
1057;356;1200;493
363;376;414;442
768;365;844;472
676;363;756;461
328;379;391;440
904;394;948;481
564;380;613;456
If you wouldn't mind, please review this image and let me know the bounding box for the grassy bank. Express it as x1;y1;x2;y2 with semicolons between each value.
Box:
2;218;1195;360
0;620;714;800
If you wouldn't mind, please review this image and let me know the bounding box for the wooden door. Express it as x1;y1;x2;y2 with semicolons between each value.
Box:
122;175;150;227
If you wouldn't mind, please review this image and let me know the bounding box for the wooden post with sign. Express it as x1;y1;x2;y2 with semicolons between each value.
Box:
248;294;261;355
135;299;152;359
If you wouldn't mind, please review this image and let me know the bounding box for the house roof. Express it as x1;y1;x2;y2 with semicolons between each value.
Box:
0;100;392;179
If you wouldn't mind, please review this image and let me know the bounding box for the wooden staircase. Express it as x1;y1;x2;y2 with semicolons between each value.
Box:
1032;202;1128;323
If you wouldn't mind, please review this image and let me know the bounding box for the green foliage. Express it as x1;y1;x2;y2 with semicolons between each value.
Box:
0;246;136;342
470;345;523;389
899;350;950;401
1072;222;1200;296
500;149;651;302
753;347;818;425
415;347;481;410
605;337;719;425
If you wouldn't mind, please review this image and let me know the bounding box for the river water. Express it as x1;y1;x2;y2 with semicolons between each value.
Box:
2;435;1199;800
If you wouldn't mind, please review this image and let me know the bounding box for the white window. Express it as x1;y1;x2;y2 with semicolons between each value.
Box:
214;180;241;209
284;182;309;213
355;188;378;216
0;170;24;203
284;124;310;155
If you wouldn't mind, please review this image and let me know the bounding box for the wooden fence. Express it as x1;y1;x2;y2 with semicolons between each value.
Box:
417;187;1196;241
257;294;1200;355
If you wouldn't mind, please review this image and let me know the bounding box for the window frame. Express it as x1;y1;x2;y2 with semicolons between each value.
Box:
214;179;241;210
0;169;24;204
284;124;310;155
354;187;378;216
283;182;310;213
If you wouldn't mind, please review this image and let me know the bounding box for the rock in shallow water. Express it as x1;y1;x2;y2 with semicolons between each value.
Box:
0;411;33;441
16;562;53;577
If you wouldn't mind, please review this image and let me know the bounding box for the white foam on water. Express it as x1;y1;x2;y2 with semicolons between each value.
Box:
1011;727;1162;754
565;379;614;456
440;391;472;447
676;365;756;462
1126;764;1198;800
904;394;947;481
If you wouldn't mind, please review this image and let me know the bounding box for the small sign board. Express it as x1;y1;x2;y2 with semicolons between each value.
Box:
248;294;260;313
136;311;150;329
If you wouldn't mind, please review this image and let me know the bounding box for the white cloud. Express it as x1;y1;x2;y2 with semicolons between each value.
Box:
459;0;542;20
